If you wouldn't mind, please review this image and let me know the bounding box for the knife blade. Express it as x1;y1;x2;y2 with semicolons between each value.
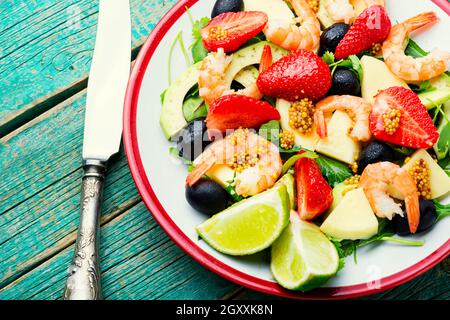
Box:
63;0;131;300
83;0;131;161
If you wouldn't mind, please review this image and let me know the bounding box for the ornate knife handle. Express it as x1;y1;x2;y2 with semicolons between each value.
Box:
63;159;106;300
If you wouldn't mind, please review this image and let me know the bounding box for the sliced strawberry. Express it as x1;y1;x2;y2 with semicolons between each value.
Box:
370;87;439;148
201;11;268;53
335;5;391;60
257;50;331;102
206;94;280;134
259;44;273;73
294;156;333;221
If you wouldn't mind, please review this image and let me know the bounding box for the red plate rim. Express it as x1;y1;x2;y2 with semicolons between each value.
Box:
123;0;450;300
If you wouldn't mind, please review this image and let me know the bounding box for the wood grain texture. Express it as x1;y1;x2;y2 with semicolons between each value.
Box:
0;88;237;299
0;202;237;300
0;0;178;136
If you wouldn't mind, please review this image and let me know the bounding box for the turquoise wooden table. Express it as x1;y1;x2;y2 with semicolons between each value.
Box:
0;0;448;300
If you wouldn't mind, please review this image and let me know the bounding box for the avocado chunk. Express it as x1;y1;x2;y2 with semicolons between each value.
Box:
160;63;202;139
418;73;450;109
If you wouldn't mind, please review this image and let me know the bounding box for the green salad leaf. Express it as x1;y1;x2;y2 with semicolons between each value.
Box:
330;218;424;264
192;17;210;40
259;120;280;143
405;39;428;58
436;123;450;158
322;51;363;80
434;200;450;221
438;157;450;177
315;156;353;187
160;89;167;104
192;38;209;63
183;97;208;122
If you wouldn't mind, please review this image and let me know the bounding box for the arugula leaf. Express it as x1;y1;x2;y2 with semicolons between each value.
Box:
281;151;318;175
436;123;450;158
434;200;450;221
405;39;428;58
322;51;362;80
410;80;435;94
192;38;209;63
224;173;243;203
183;97;208;122
322;51;335;65
160;89;167;104
329;219;424;265
315;156;353;187
386;143;415;157
348;55;363;83
438;156;450;177
192;17;210;40
242;33;267;47
259;120;281;144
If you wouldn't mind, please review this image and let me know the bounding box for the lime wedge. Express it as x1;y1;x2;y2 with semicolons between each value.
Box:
196;185;290;256
271;212;339;291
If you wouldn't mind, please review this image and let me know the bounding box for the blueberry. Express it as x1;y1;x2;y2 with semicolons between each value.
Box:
358;141;395;174
177;119;211;161
211;0;244;18
186;179;229;215
329;69;360;96
320;23;350;54
394;200;437;236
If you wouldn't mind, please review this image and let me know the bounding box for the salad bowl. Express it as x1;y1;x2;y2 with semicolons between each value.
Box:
123;0;450;299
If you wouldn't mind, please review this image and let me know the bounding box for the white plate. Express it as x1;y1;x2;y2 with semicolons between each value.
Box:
123;0;450;299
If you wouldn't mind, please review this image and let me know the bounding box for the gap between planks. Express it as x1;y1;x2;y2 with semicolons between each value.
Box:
0;46;140;139
0;195;141;291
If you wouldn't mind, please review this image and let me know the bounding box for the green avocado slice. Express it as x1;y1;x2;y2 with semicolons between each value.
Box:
419;73;450;109
160;41;288;140
160;62;201;139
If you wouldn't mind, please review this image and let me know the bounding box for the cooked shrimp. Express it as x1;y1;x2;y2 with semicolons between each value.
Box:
264;0;321;52
359;162;420;233
186;129;282;197
383;12;450;82
324;0;355;24
314;95;372;142
198;46;272;105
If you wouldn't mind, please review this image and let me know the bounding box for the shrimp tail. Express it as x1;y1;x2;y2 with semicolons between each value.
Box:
186;160;215;186
259;45;273;73
314;110;328;138
404;12;438;31
404;194;420;234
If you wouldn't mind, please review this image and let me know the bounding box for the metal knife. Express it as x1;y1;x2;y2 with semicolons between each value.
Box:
63;0;131;300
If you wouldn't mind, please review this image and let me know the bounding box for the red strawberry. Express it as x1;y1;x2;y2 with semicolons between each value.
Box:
370;87;439;148
201;11;268;53
335;5;391;60
206;94;280;134
294;156;333;221
257;50;331;101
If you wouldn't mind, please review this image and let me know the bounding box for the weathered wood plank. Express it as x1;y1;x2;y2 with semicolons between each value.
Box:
0;202;237;300
0;0;178;135
0;90;141;287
